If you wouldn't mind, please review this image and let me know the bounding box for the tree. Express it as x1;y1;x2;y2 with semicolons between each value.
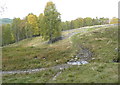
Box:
43;1;61;41
11;18;21;42
84;17;93;26
60;21;71;31
65;21;71;30
73;19;79;28
92;17;100;25
38;13;44;36
73;18;84;28
110;17;118;24
19;19;27;40
99;17;109;25
70;20;74;29
27;13;39;36
2;24;14;45
78;18;84;27
60;22;65;31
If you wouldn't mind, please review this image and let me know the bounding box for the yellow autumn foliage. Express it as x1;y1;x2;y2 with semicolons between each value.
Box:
110;17;118;24
27;14;39;35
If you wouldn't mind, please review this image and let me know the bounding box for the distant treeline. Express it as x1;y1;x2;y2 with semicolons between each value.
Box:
1;16;118;46
61;17;109;31
61;17;120;31
1;2;118;46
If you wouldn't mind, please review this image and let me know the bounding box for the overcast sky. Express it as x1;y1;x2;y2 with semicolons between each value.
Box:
0;0;119;21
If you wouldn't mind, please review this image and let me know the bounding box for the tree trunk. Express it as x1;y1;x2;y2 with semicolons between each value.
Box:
50;20;52;41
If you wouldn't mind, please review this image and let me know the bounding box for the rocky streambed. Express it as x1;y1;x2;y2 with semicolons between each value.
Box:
67;47;92;65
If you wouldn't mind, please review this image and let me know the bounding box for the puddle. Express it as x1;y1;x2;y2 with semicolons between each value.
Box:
67;60;88;65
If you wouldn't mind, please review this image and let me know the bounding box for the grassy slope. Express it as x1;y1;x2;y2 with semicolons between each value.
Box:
0;18;12;25
71;26;118;62
3;25;100;71
50;25;119;83
3;38;73;71
2;25;119;83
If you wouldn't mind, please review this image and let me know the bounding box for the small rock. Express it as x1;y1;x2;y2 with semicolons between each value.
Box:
72;55;76;57
115;48;118;52
81;61;88;64
60;67;63;70
34;56;37;59
56;60;58;62
70;59;74;61
74;57;78;60
76;55;78;57
92;58;95;60
42;57;46;59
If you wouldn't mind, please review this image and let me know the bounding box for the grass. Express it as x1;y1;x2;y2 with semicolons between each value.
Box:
3;63;118;83
3;24;101;71
2;25;119;83
2;39;73;71
56;25;118;83
71;26;118;62
5;36;44;47
3;68;60;83
49;63;118;83
51;25;118;83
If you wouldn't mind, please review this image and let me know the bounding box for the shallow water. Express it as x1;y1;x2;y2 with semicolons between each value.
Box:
67;60;88;65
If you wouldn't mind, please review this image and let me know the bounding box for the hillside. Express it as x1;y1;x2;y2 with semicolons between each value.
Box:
2;24;119;83
0;18;12;24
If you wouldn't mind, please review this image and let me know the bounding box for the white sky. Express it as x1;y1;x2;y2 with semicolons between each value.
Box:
0;0;119;21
